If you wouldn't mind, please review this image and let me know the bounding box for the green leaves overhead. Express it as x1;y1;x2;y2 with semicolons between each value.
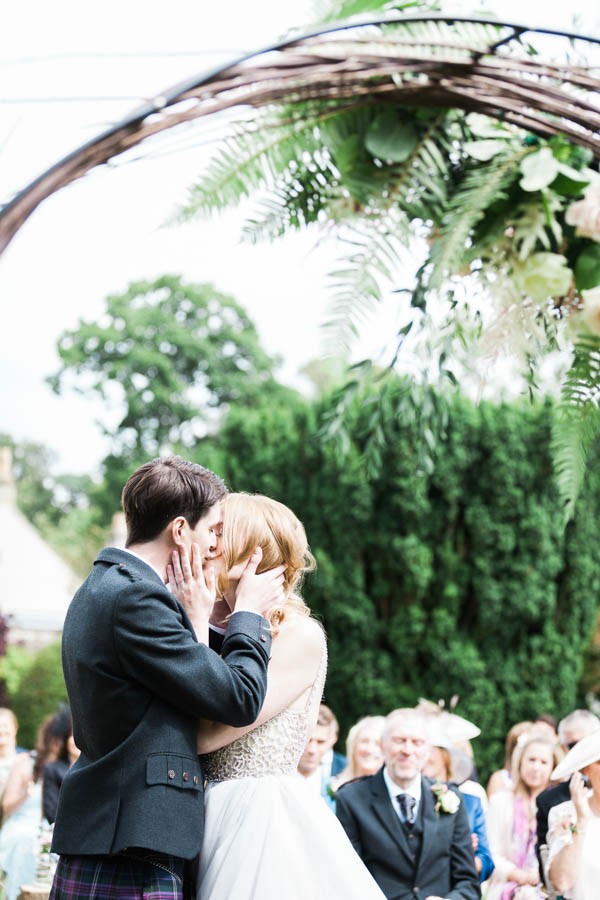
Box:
364;110;419;163
575;245;600;291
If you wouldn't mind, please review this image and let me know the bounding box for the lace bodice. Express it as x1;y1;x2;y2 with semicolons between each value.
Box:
202;641;327;783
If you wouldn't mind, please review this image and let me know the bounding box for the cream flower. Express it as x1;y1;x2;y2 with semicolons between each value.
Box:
512;253;573;301
566;181;600;243
431;782;461;814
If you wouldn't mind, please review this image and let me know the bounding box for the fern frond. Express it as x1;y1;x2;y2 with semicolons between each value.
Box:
551;334;600;522
426;146;529;290
175;111;326;222
323;215;411;352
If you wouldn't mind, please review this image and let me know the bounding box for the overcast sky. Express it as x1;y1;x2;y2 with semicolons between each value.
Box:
1;0;598;474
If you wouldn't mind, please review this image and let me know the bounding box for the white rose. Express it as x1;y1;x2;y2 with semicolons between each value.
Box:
566;182;600;243
440;791;460;814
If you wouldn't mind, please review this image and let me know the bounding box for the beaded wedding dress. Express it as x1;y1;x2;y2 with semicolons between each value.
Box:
197;645;386;900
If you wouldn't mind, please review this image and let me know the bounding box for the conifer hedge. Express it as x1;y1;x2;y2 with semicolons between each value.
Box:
206;379;600;777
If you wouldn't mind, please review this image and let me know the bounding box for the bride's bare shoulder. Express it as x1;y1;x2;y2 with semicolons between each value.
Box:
277;614;325;654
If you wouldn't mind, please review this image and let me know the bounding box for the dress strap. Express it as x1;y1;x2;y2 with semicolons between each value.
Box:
304;629;328;712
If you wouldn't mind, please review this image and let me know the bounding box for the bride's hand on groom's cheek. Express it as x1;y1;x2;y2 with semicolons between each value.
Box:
167;541;216;622
234;547;287;617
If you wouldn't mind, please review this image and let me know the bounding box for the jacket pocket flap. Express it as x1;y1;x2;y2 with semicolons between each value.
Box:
146;753;203;790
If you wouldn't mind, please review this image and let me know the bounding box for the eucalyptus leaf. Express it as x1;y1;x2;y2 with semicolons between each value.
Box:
550;163;590;198
365;111;419;163
575;245;600;291
519;148;560;192
464;140;508;162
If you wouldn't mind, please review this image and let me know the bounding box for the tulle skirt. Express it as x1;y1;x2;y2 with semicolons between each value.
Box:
197;774;386;900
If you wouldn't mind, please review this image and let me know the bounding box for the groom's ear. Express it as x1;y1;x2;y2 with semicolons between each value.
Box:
168;516;187;547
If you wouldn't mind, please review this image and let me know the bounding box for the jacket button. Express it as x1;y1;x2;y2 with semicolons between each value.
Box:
260;635;267;642
168;769;176;780
193;776;199;785
182;772;189;781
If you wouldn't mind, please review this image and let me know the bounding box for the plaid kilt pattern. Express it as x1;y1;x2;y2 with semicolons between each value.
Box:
49;851;186;900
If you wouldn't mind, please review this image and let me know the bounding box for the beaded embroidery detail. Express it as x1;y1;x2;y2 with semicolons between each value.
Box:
203;637;327;783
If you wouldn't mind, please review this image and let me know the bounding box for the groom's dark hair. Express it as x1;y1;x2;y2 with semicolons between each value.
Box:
122;456;227;545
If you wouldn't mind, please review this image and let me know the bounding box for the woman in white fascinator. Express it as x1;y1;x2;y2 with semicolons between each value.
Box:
546;729;600;900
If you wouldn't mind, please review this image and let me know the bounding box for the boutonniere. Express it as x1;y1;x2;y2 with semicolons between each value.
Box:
326;782;337;800
431;781;460;815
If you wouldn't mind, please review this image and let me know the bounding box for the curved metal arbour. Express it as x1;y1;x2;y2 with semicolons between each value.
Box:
0;13;598;255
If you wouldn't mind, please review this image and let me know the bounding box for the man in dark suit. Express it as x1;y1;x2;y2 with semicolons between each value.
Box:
50;456;284;900
336;708;480;900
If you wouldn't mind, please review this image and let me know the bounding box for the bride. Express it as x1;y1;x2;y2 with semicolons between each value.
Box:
172;492;385;900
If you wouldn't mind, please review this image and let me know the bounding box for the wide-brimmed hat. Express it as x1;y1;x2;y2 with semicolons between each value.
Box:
551;729;600;781
416;698;481;741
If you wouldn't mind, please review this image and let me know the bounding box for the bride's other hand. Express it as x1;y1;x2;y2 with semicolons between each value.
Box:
233;547;286;617
167;542;215;642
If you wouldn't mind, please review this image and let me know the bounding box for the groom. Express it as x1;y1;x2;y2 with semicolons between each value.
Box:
50;456;284;900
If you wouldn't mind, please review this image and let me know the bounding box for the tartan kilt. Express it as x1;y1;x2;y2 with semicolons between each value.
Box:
49;851;186;900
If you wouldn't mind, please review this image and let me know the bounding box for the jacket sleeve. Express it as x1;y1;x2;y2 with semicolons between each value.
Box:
114;583;272;727
42;762;65;824
447;791;482;900
471;796;495;883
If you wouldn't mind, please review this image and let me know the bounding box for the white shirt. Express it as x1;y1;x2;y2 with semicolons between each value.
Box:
383;767;422;820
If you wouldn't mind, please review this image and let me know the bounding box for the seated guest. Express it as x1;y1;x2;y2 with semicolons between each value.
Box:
0;712;64;900
298;707;343;809
536;709;599;871
331;715;385;791
317;704;347;784
41;705;80;825
487;721;534;798
423;732;494;882
0;711;18;825
533;714;558;742
546;729;600;900
486;732;560;900
336;708;480;900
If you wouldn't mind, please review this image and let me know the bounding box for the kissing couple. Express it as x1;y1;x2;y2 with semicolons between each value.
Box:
49;456;386;899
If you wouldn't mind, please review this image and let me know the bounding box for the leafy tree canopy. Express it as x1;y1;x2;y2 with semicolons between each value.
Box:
48;275;284;461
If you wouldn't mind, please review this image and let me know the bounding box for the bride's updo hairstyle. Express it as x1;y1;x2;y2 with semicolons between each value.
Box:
220;493;316;633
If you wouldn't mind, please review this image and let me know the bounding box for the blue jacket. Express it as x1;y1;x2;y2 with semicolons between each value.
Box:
461;791;494;883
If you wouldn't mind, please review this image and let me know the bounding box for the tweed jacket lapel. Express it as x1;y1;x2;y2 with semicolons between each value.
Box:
369;768;415;868
416;776;452;876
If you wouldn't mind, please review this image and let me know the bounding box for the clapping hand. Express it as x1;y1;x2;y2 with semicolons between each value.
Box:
570;771;592;827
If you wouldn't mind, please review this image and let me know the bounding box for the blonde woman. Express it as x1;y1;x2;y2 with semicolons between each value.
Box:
171;493;386;900
486;733;561;899
331;716;385;791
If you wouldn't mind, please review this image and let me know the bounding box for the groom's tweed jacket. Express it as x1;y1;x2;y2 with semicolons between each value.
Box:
51;547;271;860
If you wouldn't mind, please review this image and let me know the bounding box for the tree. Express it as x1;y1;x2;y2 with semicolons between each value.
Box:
49;275;282;462
7;642;67;749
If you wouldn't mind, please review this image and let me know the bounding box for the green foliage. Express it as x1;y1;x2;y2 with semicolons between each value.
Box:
49;275;280;462
208;378;600;778
551;335;600;522
6;643;67;750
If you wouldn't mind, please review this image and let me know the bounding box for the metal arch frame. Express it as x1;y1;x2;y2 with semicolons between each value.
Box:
0;12;598;255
